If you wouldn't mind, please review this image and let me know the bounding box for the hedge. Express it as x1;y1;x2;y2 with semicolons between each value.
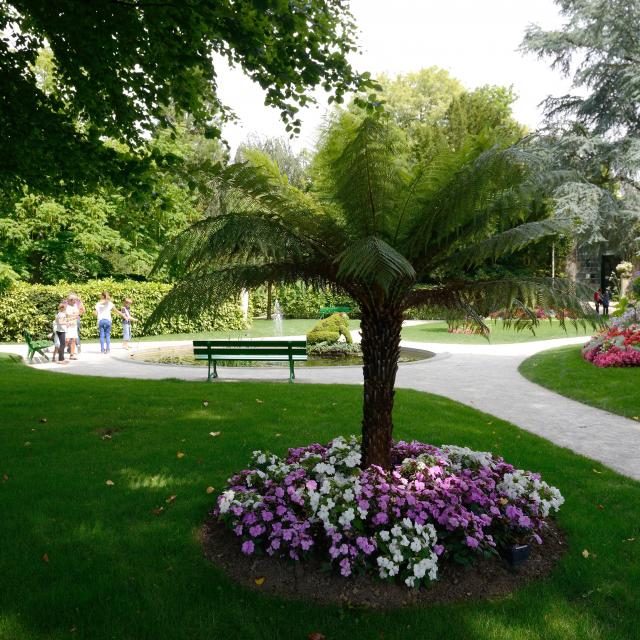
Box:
250;283;360;319
0;279;247;342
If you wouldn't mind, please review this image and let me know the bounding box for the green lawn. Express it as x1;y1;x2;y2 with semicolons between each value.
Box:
130;318;361;342
519;345;640;419
401;320;592;344
1;354;639;640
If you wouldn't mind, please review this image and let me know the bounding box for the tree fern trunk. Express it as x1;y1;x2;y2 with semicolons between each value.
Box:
360;306;404;470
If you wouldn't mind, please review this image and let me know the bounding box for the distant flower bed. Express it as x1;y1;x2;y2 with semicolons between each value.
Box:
488;307;551;320
213;436;563;589
582;323;640;367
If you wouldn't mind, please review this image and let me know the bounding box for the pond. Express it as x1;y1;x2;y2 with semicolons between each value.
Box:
131;345;433;368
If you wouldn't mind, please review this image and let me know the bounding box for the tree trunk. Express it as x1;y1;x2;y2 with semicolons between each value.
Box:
359;305;404;470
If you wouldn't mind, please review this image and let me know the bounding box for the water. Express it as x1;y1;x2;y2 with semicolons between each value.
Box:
273;300;284;336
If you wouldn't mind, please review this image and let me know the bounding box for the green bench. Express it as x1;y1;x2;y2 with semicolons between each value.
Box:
24;330;52;362
319;306;351;319
193;339;307;383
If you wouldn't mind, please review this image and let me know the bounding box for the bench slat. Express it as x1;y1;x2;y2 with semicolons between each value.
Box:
193;354;307;361
193;340;305;348
194;348;306;357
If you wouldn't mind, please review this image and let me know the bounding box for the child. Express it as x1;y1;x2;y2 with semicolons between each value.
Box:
120;298;139;350
53;303;68;364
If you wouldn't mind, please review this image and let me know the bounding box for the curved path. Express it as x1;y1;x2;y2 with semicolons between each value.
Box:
3;334;640;481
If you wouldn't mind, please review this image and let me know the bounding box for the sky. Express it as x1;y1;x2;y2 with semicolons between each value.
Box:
215;0;573;154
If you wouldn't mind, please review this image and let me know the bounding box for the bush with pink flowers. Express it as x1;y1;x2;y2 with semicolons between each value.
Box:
582;305;640;367
213;436;564;589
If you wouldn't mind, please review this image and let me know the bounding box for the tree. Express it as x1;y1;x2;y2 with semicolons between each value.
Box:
376;69;525;163
0;0;375;193
235;136;309;189
522;0;640;257
148;112;594;470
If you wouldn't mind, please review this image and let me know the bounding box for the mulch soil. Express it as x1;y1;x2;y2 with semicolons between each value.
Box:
202;518;567;609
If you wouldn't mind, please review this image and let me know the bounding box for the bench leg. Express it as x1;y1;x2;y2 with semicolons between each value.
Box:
27;347;34;362
37;348;49;362
289;359;295;383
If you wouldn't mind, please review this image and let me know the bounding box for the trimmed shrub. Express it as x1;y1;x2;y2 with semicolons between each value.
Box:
0;279;246;342
307;313;352;345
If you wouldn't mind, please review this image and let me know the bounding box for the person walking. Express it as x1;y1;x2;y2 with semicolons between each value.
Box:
120;298;139;350
593;289;602;314
602;288;610;316
53;303;68;364
94;292;125;354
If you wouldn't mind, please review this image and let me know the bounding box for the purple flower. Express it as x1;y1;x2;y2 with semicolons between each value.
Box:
241;540;255;555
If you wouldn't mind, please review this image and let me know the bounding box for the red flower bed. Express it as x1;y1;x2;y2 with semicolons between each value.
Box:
582;324;640;367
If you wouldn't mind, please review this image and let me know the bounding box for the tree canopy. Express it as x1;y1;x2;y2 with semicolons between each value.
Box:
0;0;374;193
149;111;595;468
522;0;640;256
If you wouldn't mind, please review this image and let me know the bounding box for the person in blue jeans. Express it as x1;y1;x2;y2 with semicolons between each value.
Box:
94;291;125;354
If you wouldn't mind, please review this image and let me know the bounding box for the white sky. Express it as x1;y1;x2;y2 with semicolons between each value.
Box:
215;0;572;154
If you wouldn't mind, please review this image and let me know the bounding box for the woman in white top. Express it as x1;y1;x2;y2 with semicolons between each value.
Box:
94;292;124;354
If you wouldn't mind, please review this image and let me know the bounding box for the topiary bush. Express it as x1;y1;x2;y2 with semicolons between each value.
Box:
0;279;247;342
307;313;353;345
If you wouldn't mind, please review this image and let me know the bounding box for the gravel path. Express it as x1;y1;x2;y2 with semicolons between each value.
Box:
3;334;640;481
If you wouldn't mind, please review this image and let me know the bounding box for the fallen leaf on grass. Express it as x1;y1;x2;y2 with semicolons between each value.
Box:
24;441;31;447
166;495;177;504
275;433;282;438
176;451;185;459
254;576;265;586
592;469;602;474
152;507;165;516
102;434;112;440
632;416;640;421
40;418;47;423
105;480;115;486
256;399;263;404
2;474;8;482
623;537;636;542
209;431;221;437
581;549;590;558
42;553;49;563
308;633;326;640
596;504;605;510
202;400;209;407
206;486;215;494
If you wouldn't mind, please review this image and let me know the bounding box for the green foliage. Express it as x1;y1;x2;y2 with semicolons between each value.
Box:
235;136;310;189
376;68;525;163
251;283;358;319
307;313;353;345
522;2;640;256
0;279;245;342
0;113;229;284
307;341;362;356
151;111;595;333
1;1;375;193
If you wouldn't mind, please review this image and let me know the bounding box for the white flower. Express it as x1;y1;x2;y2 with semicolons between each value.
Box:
379;530;390;542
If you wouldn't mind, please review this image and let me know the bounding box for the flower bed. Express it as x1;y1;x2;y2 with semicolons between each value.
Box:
582;323;640;367
213;437;563;589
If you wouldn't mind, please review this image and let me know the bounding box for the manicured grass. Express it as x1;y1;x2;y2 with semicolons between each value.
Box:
135;318;362;342
1;356;639;640
401;319;592;344
519;345;640;419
